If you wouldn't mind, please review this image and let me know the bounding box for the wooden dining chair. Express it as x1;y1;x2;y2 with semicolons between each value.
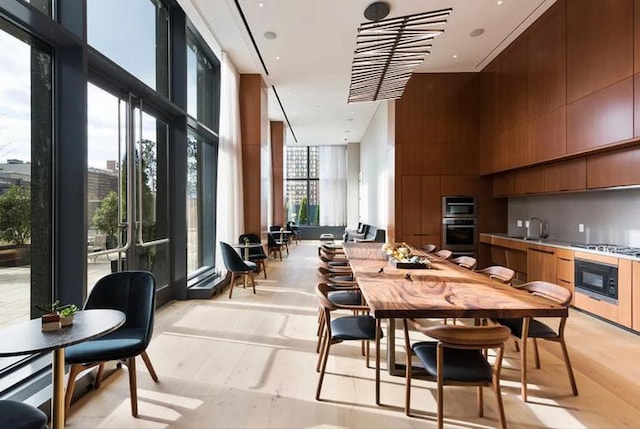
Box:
433;249;453;260
315;282;364;353
494;281;578;401
403;319;511;429
316;283;383;404
476;265;515;285
421;243;437;253
450;255;478;270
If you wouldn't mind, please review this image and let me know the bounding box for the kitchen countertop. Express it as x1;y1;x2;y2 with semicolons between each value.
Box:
480;233;640;262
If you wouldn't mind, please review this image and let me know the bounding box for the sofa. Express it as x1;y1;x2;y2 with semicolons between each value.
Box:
343;223;385;243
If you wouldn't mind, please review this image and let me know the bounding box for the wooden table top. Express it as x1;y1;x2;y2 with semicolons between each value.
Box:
343;243;567;319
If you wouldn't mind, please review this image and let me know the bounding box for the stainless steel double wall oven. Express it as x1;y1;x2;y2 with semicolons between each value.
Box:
441;196;477;256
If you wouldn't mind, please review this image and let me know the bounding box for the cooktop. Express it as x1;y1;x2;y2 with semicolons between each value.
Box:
571;243;640;257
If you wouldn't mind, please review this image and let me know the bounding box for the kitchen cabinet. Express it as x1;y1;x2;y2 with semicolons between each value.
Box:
633;261;640;331
566;77;634;154
492;172;515;197
527;243;557;282
514;166;545;195
399;175;441;248
566;0;633;103
556;248;575;304
544;157;586;192
573;252;632;328
482;235;528;281
528;107;566;163
441;175;478;196
586;145;640;189
501;35;529;129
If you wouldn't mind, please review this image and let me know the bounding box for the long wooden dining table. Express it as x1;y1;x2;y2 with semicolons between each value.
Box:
342;242;568;391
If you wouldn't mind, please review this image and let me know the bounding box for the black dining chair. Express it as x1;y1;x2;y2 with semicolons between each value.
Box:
64;271;158;420
238;233;268;279
0;400;48;429
220;241;258;298
267;233;286;260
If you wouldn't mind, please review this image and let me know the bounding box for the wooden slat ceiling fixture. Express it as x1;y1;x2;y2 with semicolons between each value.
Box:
348;8;452;103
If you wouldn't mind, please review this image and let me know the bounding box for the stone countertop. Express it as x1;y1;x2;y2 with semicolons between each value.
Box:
480;233;640;262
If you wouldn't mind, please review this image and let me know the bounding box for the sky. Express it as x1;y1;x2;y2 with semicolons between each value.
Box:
1;0;166;169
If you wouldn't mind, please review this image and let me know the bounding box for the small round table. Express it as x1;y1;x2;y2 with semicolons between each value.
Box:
0;309;126;429
231;242;264;260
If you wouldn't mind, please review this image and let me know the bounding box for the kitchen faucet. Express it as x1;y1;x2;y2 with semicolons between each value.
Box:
527;217;549;239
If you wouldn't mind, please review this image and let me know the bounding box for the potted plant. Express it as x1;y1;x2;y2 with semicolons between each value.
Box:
59;304;79;326
92;190;119;250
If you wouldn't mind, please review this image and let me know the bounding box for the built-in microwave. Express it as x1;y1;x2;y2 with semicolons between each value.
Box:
574;258;618;304
442;196;477;218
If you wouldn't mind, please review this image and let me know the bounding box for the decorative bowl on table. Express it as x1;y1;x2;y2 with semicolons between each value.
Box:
382;243;431;269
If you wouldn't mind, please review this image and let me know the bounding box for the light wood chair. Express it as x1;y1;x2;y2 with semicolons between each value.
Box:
434;249;453;260
316;283;382;404
403;320;511;429
450;255;478;270
494;281;578;401
421;243;437;253
476;265;515;285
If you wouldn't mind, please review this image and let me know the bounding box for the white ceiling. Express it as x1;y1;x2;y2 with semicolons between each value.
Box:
192;0;557;146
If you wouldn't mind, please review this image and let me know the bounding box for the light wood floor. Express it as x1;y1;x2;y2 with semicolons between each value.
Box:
66;241;640;428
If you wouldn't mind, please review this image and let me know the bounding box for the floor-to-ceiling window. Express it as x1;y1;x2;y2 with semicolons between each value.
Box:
186;31;219;279
0;16;52;368
285;146;319;225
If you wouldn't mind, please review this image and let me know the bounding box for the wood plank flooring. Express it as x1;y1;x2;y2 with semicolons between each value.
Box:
66;241;640;428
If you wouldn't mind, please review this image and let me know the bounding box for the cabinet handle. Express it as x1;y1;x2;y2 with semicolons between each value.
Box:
588;295;601;302
558;279;571;284
530;248;554;255
558;257;571;262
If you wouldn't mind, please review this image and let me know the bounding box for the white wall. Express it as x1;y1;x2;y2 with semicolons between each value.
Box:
359;102;390;229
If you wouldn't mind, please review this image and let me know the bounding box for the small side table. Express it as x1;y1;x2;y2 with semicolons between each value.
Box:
231;242;264;260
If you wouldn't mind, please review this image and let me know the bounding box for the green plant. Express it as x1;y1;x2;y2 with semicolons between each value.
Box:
92;190;119;236
36;300;79;316
298;197;308;224
0;185;31;245
59;304;79;317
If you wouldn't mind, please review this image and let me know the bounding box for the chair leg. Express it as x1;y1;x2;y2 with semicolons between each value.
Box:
316;332;328;372
494;383;507;429
262;260;267;279
228;272;236;298
405;347;412;416
520;319;530;401
375;318;381;405
94;363;105;389
533;338;541;369
365;339;370;368
251;273;256;294
141;351;159;382
64;364;84;420
127;356;138;417
514;338;520;352
316;339;332;400
559;338;579;396
477;386;484;417
436;345;444;429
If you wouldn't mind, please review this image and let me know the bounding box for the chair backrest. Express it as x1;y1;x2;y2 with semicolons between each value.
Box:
267;233;280;248
421;244;437;253
476;265;515;284
220;241;252;273
434;249;453;260
417;322;511;349
450;256;477;270
315;283;338;311
269;225;282;233
85;271;156;347
519;281;572;307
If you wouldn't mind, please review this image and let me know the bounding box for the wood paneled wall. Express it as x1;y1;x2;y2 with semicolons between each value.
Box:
270;121;285;226
480;0;640;177
239;74;267;236
394;73;493;248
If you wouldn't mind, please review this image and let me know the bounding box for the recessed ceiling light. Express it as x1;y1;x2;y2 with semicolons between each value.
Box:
264;31;277;40
275;56;280;60
469;28;485;37
258;2;264;7
496;0;503;5
453;54;458;59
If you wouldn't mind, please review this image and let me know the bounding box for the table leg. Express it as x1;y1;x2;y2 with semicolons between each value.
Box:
521;318;530;402
385;318;404;376
244;248;249;260
51;347;65;429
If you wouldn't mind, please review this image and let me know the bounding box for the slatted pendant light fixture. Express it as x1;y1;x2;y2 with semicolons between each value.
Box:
348;7;452;103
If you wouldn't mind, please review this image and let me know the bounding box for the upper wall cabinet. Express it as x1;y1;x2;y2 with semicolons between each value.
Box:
501;36;529;129
566;0;633;103
528;0;566;118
